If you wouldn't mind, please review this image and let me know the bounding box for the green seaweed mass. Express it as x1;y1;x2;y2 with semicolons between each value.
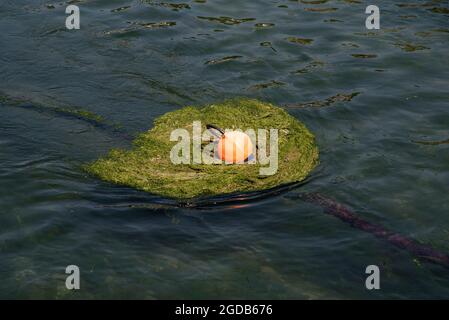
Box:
86;99;319;199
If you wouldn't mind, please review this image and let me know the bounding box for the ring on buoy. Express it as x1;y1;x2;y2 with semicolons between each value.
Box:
206;124;254;163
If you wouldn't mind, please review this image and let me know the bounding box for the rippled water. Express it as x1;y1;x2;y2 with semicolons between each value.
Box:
1;0;449;299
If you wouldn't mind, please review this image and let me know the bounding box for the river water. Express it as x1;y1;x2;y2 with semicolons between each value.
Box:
0;0;448;299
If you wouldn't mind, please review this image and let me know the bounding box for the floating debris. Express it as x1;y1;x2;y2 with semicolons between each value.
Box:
111;6;131;13
292;60;325;74
40;27;67;37
414;28;449;37
354;31;380;37
160;2;191;11
396;3;433;8
86;99;319;199
432;28;449;33
395;42;430;52
139;21;177;28
205;55;243;65
197;16;256;25
249;80;286;90
351;53;377;58
103;27;138;36
102;20;176;36
286;37;314;45
415;31;433;37
413;138;449;145
342;42;360;48
301;0;329;4
324;19;343;23
429;7;449;14
304;7;338;12
260;41;277;52
255;23;275;28
141;1;191;11
286;92;360;108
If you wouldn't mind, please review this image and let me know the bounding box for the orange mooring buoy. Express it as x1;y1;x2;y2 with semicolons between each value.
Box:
207;124;254;163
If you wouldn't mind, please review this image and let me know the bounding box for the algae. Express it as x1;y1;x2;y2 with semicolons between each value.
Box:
304;7;338;13
260;42;277;52
351;53;377;59
0;92;105;124
413;138;449;146
286;37;314;45
395;42;430;52
86;99;319;199
292;60;325;74
301;0;329;4
249;80;286;90
160;3;191;11
0;90;130;140
205;55;243;65
429;7;449;14
285;92;360;109
111;6;131;13
197;16;256;25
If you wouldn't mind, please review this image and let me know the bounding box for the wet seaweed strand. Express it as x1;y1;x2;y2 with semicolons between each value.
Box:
0;92;134;142
413;138;449;146
298;192;449;269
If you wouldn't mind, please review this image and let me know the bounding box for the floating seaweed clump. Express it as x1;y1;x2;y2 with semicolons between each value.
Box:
141;1;191;11
286;92;360;109
160;2;191;11
197;16;256;25
286;37;314;45
205;55;242;65
429;7;449;14
260;41;277;51
138;21;177;28
304;7;338;12
292;60;325;74
249;80;286;90
301;0;329;4
111;6;131;13
86;99;319;199
351;53;377;59
413;138;449;146
395;42;430;52
104;21;176;35
324;19;343;23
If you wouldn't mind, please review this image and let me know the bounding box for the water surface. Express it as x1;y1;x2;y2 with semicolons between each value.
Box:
1;0;449;299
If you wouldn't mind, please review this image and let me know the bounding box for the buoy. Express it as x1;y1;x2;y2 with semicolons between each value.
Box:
207;124;254;163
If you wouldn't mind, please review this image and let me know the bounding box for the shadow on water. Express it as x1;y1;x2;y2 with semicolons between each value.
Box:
89;178;315;211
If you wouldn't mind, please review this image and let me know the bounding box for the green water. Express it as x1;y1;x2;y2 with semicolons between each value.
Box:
0;0;449;299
